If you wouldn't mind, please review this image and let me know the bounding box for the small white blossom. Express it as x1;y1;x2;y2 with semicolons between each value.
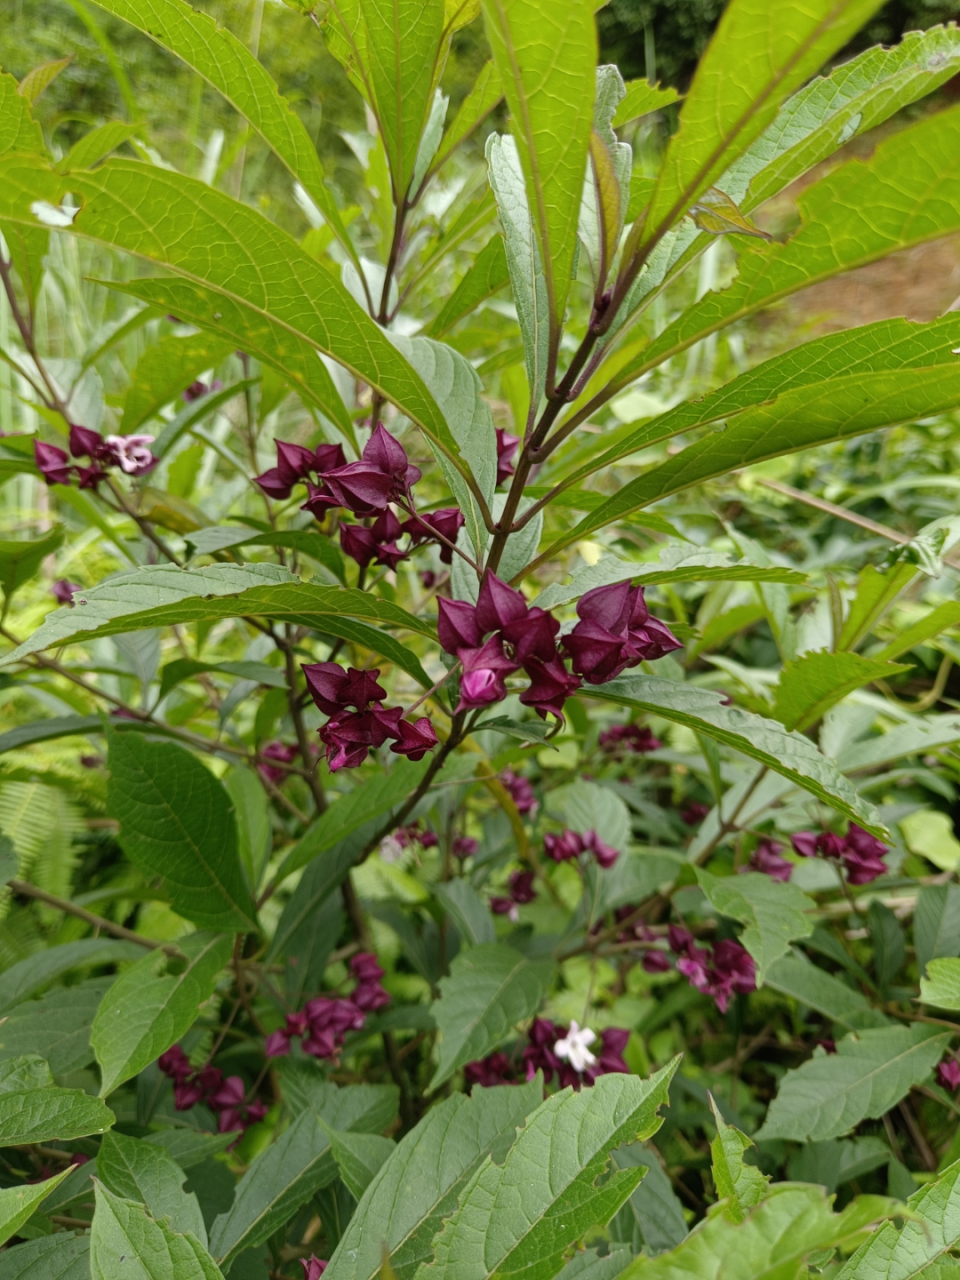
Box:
105;433;155;473
554;1020;597;1073
379;835;404;864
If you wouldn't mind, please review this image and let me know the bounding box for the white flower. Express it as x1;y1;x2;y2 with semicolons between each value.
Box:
379;835;404;864
553;1020;597;1073
105;433;155;474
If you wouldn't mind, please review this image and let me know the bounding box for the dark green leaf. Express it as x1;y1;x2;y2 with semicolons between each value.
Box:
99;1130;206;1242
915;885;960;977
0;1233;90;1279
765;954;889;1032
609;1143;687;1258
0;1082;114;1145
0;977;112;1074
185;525;346;584
0;526;64;600
90;1181;222;1279
698;870;814;983
433;879;495;946
0;937;142;1013
325;1128;395;1201
428;236;509;337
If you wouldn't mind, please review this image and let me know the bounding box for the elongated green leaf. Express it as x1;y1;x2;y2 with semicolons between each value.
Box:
269;830;365;969
611;105;960;397
0;526;64;600
640;0;883;250
85;0;356;266
612;79;679;128
0;1171;70;1248
697;870;814;982
108;276;354;435
99;1131;206;1242
920;957;960;1010
481;0;596;339
17;57;71;104
535;548;804;610
588;675;883;833
757;1024;950;1142
208;1111;336;1268
431;59;502;175
144;1130;236;1170
837;714;960;774
59;119;139;170
326;1080;543;1280
550;362;960;557
281;1073;400;1135
185;524;345;580
875;601;960;662
610;1143;687;1258
434;879;495;946
422;1063;678;1280
0;977;112;1075
915;886;960;977
0;1233;90;1278
91;931;232;1096
91;1182;223;1280
0;562;433;668
0;1082;114;1145
428;236;509;337
558;1249;631;1280
486;134;550;408
106;731;255;932
0;937;143;1013
772;651;912;733
836;1158;960;1280
123;332;235;431
326;1128;395;1200
0;157;466;472
0;72;43;155
765;954;889;1031
709;1095;768;1223
619;1184;898;1280
158;657;286;702
429;941;550;1089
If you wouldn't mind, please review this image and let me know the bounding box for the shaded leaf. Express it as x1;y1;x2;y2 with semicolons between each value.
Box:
431;59;501;175
91;1181;222;1279
0;1081;114;1145
99;1130;206;1242
185;525;346;584
772;651;912;733
709;1094;768;1223
325;1127;395;1200
0;1171;70;1248
0;937;143;1014
0;526;64;601
0;977;112;1075
428;236;510;338
915;885;960;977
920;957;960;1010
434;879;495;946
59;120;140;171
764;954;890;1032
0;1233;90;1278
17;57;71;104
610;1143;687;1258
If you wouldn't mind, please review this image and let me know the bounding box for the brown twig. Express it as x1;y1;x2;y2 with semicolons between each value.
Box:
7;879;183;956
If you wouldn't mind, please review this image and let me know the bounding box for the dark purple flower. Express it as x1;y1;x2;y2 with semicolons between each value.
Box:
563;581;682;685
745;839;793;882
302;661;352;715
301;481;341;517
708;939;756;1012
464;1051;514;1087
341;510;407;571
508;870;536;903
173;1081;204;1110
258;740;298;786
584;1027;630;1080
495;427;519;486
543;830;583;863
490;895;516;917
183;379;222;403
158;1045;193;1082
519;655;582;720
452;835;478;859
599;723;662;755
457;636;519;711
437;596;485;655
217;1108;245;1135
207;1075;245;1110
318;706;403;771
34;440;73;485
522;1017;562;1082
476;572;529;635
51;579;80;606
680;802;710;827
816;1039;837;1055
501;769;538;816
390;717;439;760
403;507;465;564
246;1099;268;1123
69;423;108;460
582;830;619;869
264;1029;292;1057
841;824;888;884
76;464;107;489
323;425;420;515
938;1059;960;1090
642;949;672;973
502;607;561;666
301;1258;329;1280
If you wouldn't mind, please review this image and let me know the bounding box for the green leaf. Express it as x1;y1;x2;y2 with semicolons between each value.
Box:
91;1182;223;1280
59;119;140;171
157;657;286;702
639;0;884;250
920;958;960;1010
757;1024;950;1143
17;57;71;104
0;977;112;1075
588;675;883;834
619;1184;899;1280
0;1056;52;1094
835;1157;960;1280
765;954;889;1032
0;563;434;669
429;941;550;1089
610;1143;687;1257
915;885;960;977
0;71;44;154
276;756;433;883
837;714;960;774
434;879;495;946
122;332;235;431
325;1128;395;1200
325;1080;543;1280
144;1130;236;1170
84;0;357;267
91;931;232;1097
431;59;501;176
281;1072;400;1135
0;937;143;1013
421;1063;679;1280
709;1094;768;1223
106;730;256;932
207;1111;337;1269
0;1081;114;1145
772;651;912;733
99;1130;207;1243
787;1135;890;1193
697;870;814;982
839;561;920;652
0;525;64;601
224;765;271;893
108;276;354;437
185;525;346;583
0;1171;70;1248
485;135;550;408
428;235;510;338
556;1248;631;1280
612;78;679;128
874;601;960;662
534;547;804;610
269;831;363;967
0;158;465;473
481;0;596;341
0;1233;90;1278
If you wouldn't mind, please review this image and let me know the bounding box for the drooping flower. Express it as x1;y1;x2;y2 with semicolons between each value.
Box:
495;427;520;486
301;1256;329;1279
680;802;710;827
543;830;583;863
403;507;465;564
257;740;298;786
584;1027;630;1081
501;769;538;816
452;834;478;859
340;509;408;571
464;1051;514;1087
302;660;436;771
666;928;756;1012
599;723;662;755
51;579;80;606
390;717;440;760
256;440;346;500
182;378;222;403
562;581;682;684
350;952;391;1011
519;655;582;721
323;424;421;515
938;1059;960;1090
34;440;73;486
790;825;887;884
581;829;619;869
490;869;537;921
456;636;520;711
744;839;793;882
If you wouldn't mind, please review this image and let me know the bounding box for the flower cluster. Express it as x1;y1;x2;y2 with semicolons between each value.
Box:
665;927;756;1012
265;953;390;1060
465;1017;629;1090
599;722;662;756
742;838;794;882
438;572;579;720
257;740;300;786
302;661;437;771
543;827;620;869
562;581;682;684
791;823;888;884
35;425;157;489
490;869;537;921
379;821;439;862
452;834;479;859
158;1046;267;1136
500;768;538;815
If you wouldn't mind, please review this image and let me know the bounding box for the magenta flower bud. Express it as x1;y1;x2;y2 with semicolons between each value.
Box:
301;480;341;517
508;869;536;903
217;1108;245;1135
495;427;519;486
452;835;478;859
599;723;662;754
642;949;672;973
582;829;619;868
464;1051;514;1087
938;1059;960;1091
501;769;538;815
76;464;107;489
841;824;888;884
390;716;439;760
350;952;384;983
158;1045;192;1082
286;1010;309;1037
277;441;320;484
490;895;516;916
501;606;560;665
68;423;104;460
246;1099;268;1123
519;655;582;721
208;1076;245;1110
254;466;293;498
302;661;350;715
476;572;528;634
34;440;73;486
403;507;465;564
364;423;422;491
301;1256;329;1279
437;597;483;655
543;830;583;862
257;740;298;786
51;579;80;606
340;667;388;710
182;379;210;402
790;831;819;858
456;636;519;711
667;925;695;954
745;839;793;882
680;802;710;826
323;460;395;514
173;1081;204;1110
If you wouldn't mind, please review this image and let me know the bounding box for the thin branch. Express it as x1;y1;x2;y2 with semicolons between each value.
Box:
7;878;183;957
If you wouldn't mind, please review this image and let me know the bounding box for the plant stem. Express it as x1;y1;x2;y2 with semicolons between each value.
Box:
7;879;184;956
